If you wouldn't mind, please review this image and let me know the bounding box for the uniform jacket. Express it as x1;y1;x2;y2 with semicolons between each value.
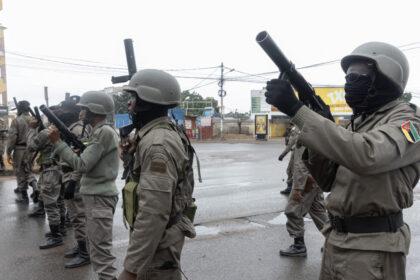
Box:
280;127;299;158
7;113;30;155
54;120;119;196
60;120;92;184
292;144;321;193
123;116;193;274
292;100;420;254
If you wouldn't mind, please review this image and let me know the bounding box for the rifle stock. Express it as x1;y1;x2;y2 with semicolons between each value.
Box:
39;105;86;152
256;31;334;121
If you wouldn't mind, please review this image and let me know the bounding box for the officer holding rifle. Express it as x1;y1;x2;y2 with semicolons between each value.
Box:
263;37;419;279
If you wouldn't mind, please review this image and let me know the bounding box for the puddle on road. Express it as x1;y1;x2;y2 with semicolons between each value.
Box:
268;212;312;225
195;225;220;236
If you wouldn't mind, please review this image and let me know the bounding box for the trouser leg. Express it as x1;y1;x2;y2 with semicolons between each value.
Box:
141;238;185;280
319;237;406;280
13;150;28;192
83;195;118;280
66;183;86;242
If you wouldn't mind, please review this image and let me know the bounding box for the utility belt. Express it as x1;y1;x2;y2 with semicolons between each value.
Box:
328;212;404;234
61;165;74;173
41;163;58;171
15;144;26;149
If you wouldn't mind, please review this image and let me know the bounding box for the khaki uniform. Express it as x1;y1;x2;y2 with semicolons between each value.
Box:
285;144;327;238
123;116;196;280
0;117;6;157
280;127;299;185
7;113;35;191
54;120;119;280
61;121;91;243
292;100;420;279
27;128;65;225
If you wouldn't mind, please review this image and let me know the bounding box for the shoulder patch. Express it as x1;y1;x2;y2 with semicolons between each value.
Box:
150;160;167;173
401;121;420;143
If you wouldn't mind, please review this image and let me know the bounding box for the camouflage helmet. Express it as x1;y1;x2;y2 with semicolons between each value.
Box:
77;91;114;115
123;69;181;106
341;42;409;93
15;100;30;110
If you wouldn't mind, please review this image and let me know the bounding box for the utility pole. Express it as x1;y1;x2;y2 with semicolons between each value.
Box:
218;62;226;138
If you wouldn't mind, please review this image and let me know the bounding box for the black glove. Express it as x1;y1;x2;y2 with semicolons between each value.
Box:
265;79;303;117
278;154;284;161
64;180;77;200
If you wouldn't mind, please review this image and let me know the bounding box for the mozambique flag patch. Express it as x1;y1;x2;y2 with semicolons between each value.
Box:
401;121;420;143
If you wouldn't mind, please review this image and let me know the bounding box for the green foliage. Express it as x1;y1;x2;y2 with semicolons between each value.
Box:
113;91;131;114
180;90;220;116
399;92;412;103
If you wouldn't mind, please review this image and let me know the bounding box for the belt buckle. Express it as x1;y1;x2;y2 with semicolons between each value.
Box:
387;214;397;232
329;213;344;232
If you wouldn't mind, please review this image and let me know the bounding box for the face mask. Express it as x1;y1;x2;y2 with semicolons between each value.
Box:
344;73;373;114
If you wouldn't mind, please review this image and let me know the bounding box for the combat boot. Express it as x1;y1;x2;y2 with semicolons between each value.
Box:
64;245;80;259
40;224;63;249
280;183;292;195
45;216;67;237
28;201;46;218
65;240;90;268
29;180;39;203
15;190;29;203
280;237;307;257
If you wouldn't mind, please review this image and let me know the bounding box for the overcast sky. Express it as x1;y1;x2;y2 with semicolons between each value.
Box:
2;0;420;113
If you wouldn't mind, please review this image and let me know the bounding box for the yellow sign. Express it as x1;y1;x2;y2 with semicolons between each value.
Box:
314;87;352;115
255;115;268;135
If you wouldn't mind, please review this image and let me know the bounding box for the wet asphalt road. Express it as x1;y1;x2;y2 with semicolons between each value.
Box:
1;140;420;280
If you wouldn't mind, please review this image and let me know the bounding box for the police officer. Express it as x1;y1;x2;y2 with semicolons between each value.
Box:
27;110;66;249
118;69;196;280
280;140;327;257
278;124;299;195
48;91;119;280
265;42;419;279
7;100;37;203
57;96;92;268
0;117;7;171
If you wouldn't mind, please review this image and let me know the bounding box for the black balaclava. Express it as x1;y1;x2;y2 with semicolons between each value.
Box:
345;71;401;118
130;96;169;129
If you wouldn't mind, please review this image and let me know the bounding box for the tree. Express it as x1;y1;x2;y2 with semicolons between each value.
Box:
400;92;412;103
113;91;131;114
180;90;220;116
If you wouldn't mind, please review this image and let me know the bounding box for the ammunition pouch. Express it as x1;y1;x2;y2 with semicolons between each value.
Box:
122;180;139;230
183;200;197;223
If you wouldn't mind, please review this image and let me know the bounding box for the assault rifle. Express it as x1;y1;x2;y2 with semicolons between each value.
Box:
256;31;334;121
39;105;86;152
119;124;135;180
33;106;45;131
